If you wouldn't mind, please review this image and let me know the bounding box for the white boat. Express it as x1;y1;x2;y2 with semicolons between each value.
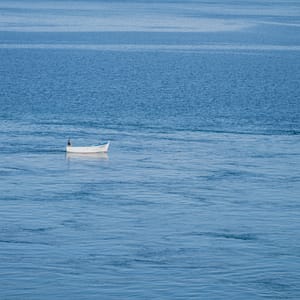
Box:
66;142;110;153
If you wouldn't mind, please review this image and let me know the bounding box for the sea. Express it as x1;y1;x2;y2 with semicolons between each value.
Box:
0;1;300;299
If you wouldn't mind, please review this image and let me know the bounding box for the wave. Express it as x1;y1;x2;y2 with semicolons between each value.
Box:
192;232;258;241
1;43;300;52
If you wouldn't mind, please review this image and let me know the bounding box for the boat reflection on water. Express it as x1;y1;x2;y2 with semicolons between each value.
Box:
66;152;109;160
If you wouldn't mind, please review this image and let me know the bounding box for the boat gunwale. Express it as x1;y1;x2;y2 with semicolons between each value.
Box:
66;142;110;153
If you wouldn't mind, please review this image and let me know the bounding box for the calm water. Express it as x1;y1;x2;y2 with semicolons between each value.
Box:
1;1;300;299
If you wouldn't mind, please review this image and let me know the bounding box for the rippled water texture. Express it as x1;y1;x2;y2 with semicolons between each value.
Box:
0;0;300;299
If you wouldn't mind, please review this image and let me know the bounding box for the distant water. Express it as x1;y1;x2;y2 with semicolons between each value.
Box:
0;1;300;299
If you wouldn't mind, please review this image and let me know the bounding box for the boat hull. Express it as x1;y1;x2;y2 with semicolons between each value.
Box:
66;142;110;153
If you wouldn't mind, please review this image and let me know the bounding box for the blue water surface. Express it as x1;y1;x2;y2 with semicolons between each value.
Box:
0;0;300;299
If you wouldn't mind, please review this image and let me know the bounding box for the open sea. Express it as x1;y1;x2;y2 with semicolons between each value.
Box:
0;1;300;299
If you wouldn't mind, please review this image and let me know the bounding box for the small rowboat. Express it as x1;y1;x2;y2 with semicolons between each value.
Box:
66;142;110;153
